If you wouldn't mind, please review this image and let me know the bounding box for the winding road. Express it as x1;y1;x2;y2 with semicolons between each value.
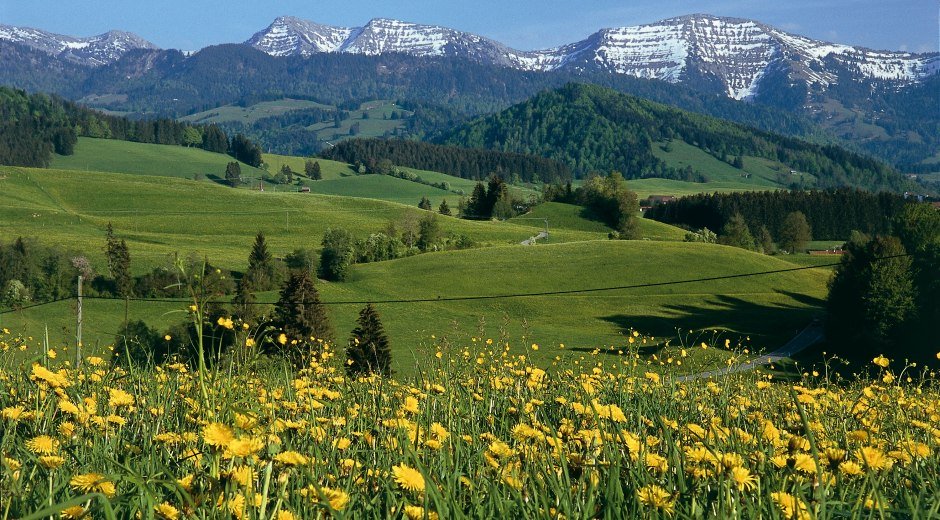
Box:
676;322;825;382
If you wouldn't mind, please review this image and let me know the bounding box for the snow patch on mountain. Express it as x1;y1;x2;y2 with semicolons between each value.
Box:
245;16;353;56
0;24;156;66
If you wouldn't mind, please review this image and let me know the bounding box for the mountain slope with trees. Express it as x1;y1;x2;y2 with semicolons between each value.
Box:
442;84;907;192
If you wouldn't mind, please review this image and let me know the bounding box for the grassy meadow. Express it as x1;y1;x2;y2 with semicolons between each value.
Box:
1;139;835;377
50;138;266;181
625;139;816;199
180;99;413;142
1;326;938;518
5;133;928;520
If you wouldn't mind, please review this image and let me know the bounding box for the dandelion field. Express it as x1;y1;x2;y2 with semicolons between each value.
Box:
2;326;939;519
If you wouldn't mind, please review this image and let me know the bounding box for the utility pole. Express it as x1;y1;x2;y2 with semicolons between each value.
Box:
75;275;83;367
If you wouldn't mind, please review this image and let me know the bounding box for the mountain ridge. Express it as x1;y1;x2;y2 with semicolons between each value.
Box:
243;13;938;99
0;24;156;66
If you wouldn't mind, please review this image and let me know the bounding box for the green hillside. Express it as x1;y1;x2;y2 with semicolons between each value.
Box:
443;83;904;192
2;240;828;375
508;201;687;241
0;166;604;274
179;98;333;125
50;137;265;179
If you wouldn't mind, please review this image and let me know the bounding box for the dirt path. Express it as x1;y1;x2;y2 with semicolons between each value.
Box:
676;322;824;382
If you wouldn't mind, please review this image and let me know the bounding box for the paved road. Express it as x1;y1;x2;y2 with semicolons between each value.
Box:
521;231;549;246
676;323;825;382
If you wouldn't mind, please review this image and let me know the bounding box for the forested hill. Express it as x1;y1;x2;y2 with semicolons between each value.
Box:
0;86;236;168
442;84;906;192
320;138;572;184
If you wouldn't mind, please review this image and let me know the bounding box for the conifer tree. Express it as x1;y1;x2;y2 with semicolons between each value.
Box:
232;277;258;324
418;196;432;210
105;222;118;277
305;160;323;180
113;239;132;297
438;199;452;216
246;232;276;291
273;271;333;365
346;303;391;377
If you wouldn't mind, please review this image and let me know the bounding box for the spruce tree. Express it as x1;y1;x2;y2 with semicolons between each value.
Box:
113;239;132;297
273;271;333;365
305;159;323;180
105;222;118;277
346;303;391;377
246;232;276;291
418;196;432;210
438;199;452;216
232;277;258;324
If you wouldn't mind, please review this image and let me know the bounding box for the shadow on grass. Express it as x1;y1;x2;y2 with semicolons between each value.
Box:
599;292;824;352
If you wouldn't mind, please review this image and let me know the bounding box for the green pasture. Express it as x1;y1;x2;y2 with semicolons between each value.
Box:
178;98;334;126
2;240;829;376
50;137;266;180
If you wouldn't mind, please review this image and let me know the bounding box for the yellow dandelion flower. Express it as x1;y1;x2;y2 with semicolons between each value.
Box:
274;451;309;466
30;364;71;388
202;423;235;447
1;406;25;421
729;466;758;492
177;474;194;492
392;463;425;492
645;453;669;474
108;388;135;407
839;460;864;477
39;455;65;469
401;396;420;414
872;355;890;368
636;484;676;514
857;446;892;471
154;503;180;520
228;465;254;487
792;453;817;475
771;492;810;520
60;506;87;519
278;333;288;345
276;512;297;520
319;487;349;511
70;473;116;498
26;435;59;455
404;505;439;520
225;436;264;458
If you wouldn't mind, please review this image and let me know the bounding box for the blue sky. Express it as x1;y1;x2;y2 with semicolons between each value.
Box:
1;0;936;53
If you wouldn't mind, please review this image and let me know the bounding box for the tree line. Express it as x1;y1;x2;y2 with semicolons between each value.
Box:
644;189;909;241
320;138;572;184
543;173;642;238
0;86;264;169
826;203;938;364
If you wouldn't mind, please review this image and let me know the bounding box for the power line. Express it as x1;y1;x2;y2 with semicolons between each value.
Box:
0;296;73;315
0;253;910;314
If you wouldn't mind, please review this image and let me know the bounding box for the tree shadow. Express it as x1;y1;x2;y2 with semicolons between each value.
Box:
598;293;822;353
205;174;228;186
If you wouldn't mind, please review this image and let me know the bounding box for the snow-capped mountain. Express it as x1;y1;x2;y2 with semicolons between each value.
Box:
245;16;353;56
246;14;939;100
0;25;156;67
